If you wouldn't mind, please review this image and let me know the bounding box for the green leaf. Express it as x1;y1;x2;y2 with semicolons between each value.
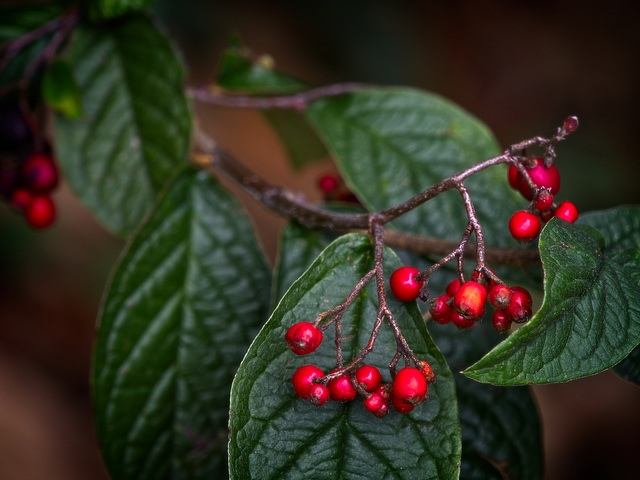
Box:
42;59;83;118
216;47;304;94
53;14;191;236
578;206;640;385
0;4;61;43
229;233;461;480
88;0;155;20
305;88;522;246
93;167;271;479
431;323;543;480
464;218;640;385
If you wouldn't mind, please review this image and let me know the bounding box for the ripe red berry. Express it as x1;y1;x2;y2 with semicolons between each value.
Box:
491;309;511;333
471;270;496;293
21;152;58;193
539;209;554;223
355;365;382;393
554;201;579;223
392;395;415;414
429;295;452;324
24;195;56;229
509;210;541;244
375;383;393;402
292;365;324;399
563;116;579;133
509;157;561;200
327;371;358;402
393;367;428;405
363;393;389;418
10;188;32;211
488;285;513;310
285;322;323;355
534;189;554;212
317;174;339;194
505;287;533;324
450;311;476;329
389;266;423;302
445;279;461;296
453;281;487;319
307;384;330;406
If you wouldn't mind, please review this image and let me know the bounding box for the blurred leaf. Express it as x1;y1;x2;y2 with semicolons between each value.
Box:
41;59;82;118
88;0;155;20
464;219;640;385
305;88;523;247
229;234;461;480
93;166;271;480
0;4;61;43
53;14;191;236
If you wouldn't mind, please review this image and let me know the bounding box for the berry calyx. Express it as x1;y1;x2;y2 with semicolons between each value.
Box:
509;210;541;244
554;201;579;223
24;195;56;229
563;116;579;133
534;188;554;212
307;384;330;406
363;393;389;418
508;157;561;200
355;365;382;393
450;311;476;329
389;266;423;302
453;281;487;319
285;322;323;355
488;284;513;310
21;152;58;193
491;310;511;333
429;294;452;324
393;367;428;405
292;365;324;399
418;360;436;384
327;371;358;402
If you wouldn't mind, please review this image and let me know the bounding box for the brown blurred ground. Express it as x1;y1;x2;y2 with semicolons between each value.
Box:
1;1;640;479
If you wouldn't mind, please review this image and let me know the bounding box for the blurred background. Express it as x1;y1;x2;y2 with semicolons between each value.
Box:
1;0;639;478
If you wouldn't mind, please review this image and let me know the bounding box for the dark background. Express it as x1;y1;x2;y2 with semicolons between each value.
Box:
1;1;639;478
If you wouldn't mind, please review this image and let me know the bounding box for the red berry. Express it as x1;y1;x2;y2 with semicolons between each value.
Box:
10;188;32;211
488;285;513;310
445;279;461;296
327;371;358;402
539;209;554;223
450;311;476;329
554;201;579;223
392;395;415;414
285;322;323;355
507;164;520;190
317;174;339;194
307;384;330;406
563;116;579;133
471;270;495;293
418;360;436;384
491;310;511;333
292;365;324;399
429;294;452;324
534;189;554;211
24;195;56;229
510;157;561;201
389;266;423;302
21;152;58;193
355;365;382;393
505;287;533;324
453;281;487;319
375;383;393;402
393;367;427;405
509;211;541;244
363;393;389;418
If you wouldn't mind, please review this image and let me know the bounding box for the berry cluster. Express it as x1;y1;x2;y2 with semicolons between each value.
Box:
286;321;435;416
507;157;578;244
0;101;58;229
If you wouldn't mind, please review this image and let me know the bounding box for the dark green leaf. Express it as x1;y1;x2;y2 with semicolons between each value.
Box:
93;167;271;480
0;4;61;43
305;88;522;247
53;15;191;236
464;219;640;385
42;59;83;118
229;233;461;480
431;323;543;480
88;0;155;20
578;206;640;385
